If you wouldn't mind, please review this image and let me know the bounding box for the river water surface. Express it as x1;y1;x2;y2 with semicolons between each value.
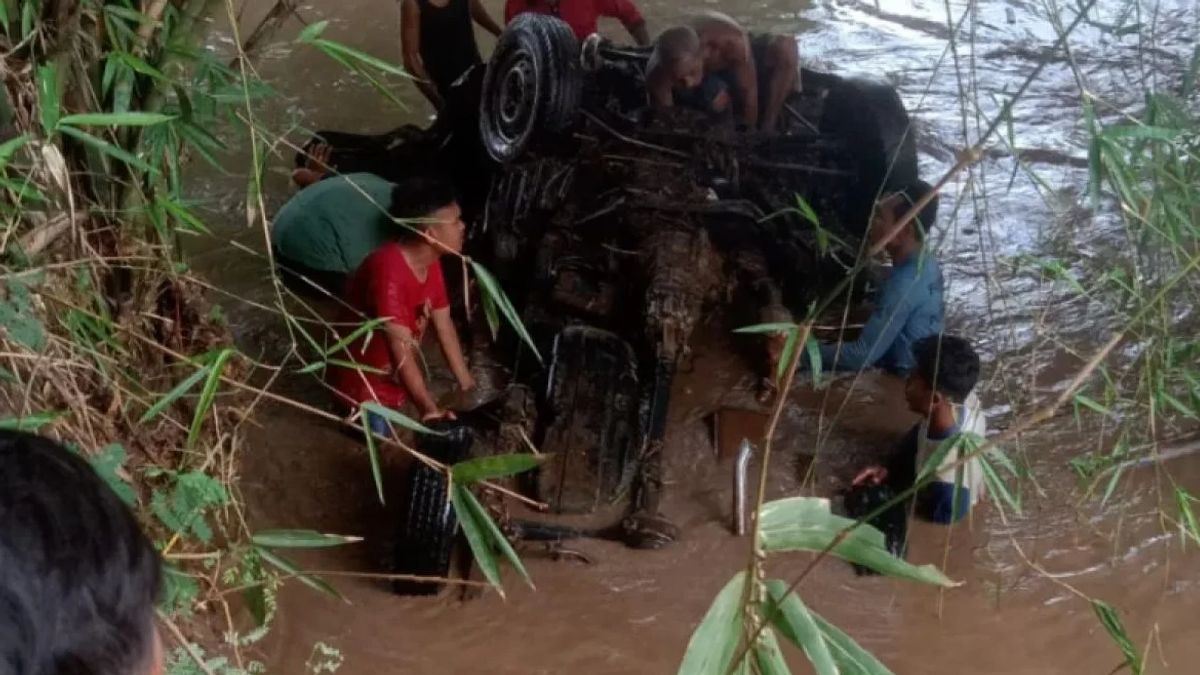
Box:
186;0;1200;672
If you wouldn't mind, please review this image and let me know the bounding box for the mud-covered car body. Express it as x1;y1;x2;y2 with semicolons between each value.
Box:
301;15;919;578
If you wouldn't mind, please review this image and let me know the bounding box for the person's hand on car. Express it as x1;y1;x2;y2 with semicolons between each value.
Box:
421;408;457;423
852;465;888;487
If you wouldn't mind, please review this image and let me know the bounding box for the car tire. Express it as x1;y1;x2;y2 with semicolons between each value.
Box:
480;14;583;163
392;422;474;595
537;326;639;514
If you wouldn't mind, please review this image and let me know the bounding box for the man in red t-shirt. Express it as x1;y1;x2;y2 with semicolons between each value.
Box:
504;0;650;45
330;176;475;430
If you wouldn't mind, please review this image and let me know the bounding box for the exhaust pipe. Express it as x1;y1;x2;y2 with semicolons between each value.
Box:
734;440;754;536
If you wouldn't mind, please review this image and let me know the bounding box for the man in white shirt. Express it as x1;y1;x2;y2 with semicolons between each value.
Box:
853;335;987;523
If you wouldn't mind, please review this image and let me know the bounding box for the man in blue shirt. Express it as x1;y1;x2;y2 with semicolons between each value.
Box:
767;180;943;380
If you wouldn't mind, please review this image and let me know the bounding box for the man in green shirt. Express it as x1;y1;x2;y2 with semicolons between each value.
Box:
270;172;397;294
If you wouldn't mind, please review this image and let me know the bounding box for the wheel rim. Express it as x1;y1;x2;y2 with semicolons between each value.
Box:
490;47;539;151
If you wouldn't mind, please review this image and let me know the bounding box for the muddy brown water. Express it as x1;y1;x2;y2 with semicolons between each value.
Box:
186;1;1200;672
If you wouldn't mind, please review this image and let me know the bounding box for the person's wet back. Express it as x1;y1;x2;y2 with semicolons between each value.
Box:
329;176;476;429
645;13;799;130
1;430;164;675
402;0;501;111
269;172;399;295
505;0;650;45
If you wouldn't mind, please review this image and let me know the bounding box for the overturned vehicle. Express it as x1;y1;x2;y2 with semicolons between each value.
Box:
303;15;920;585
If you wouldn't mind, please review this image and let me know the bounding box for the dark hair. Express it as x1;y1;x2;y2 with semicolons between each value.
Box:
890;180;939;240
387;176;460;242
650;26;701;70
912;335;979;403
1;430;161;675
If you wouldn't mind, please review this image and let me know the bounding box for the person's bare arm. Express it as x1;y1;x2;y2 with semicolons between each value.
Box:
432;307;475;391
728;39;758;128
469;0;503;36
401;0;445;109
645;61;675;109
385;322;446;419
627;20;650;45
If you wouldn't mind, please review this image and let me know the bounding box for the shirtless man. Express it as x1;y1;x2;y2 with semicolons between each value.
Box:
645;12;798;131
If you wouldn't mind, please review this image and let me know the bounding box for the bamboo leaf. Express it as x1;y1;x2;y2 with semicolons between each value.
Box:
734;322;797;335
676;572;746;675
156;196;212;234
0;133;30;166
450;483;504;595
457;485;532;588
310;38;409;77
451;453;546;484
470;261;542;363
359;413;385;505
57;124;157;175
59;112;175;127
759;497;958;587
139;364;211;423
794;194;820;227
1073;393;1110;416
187;348;235;448
0;411;63;431
296;19;329;43
754;627;792;675
805;334;822;388
1091;600;1142;675
36;64;60;133
1175;488;1200;548
480;289;501;339
978;455;1022;515
360;401;439;436
775;326;800;383
323;317;389;358
255;546;346;601
764;581;838;675
251;530;362;549
1100;125;1182;142
811;609;896;674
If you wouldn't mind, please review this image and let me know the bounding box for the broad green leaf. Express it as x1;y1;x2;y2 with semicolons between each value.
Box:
676;572;746;675
759;497;958;587
1091;600;1142;675
0;411;63;432
187;349;235;448
251;529;362;549
139;363;211;423
58;112;174;127
471;261;542;363
734;322;797;335
255;546;345;601
36;64;60;132
114;51;170;82
296;19;329;42
753;627;792;675
457;485;532;587
450;483;504;595
360;401;439;436
764;581;837;675
57;124;157;175
360;413;385;504
452;453;546;484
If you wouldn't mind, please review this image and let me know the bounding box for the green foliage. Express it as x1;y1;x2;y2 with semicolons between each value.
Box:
250;530;361;549
451;453;546;484
89;443;137;507
0;277;46;350
1091;600;1143;675
0;410;61;431
471;260;544;363
151;470;229;544
450;484;532;595
161;561;201;615
676;572;746;675
758;497;959;587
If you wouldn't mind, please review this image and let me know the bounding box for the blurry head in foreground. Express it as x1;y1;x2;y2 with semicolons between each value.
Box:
0;430;163;675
